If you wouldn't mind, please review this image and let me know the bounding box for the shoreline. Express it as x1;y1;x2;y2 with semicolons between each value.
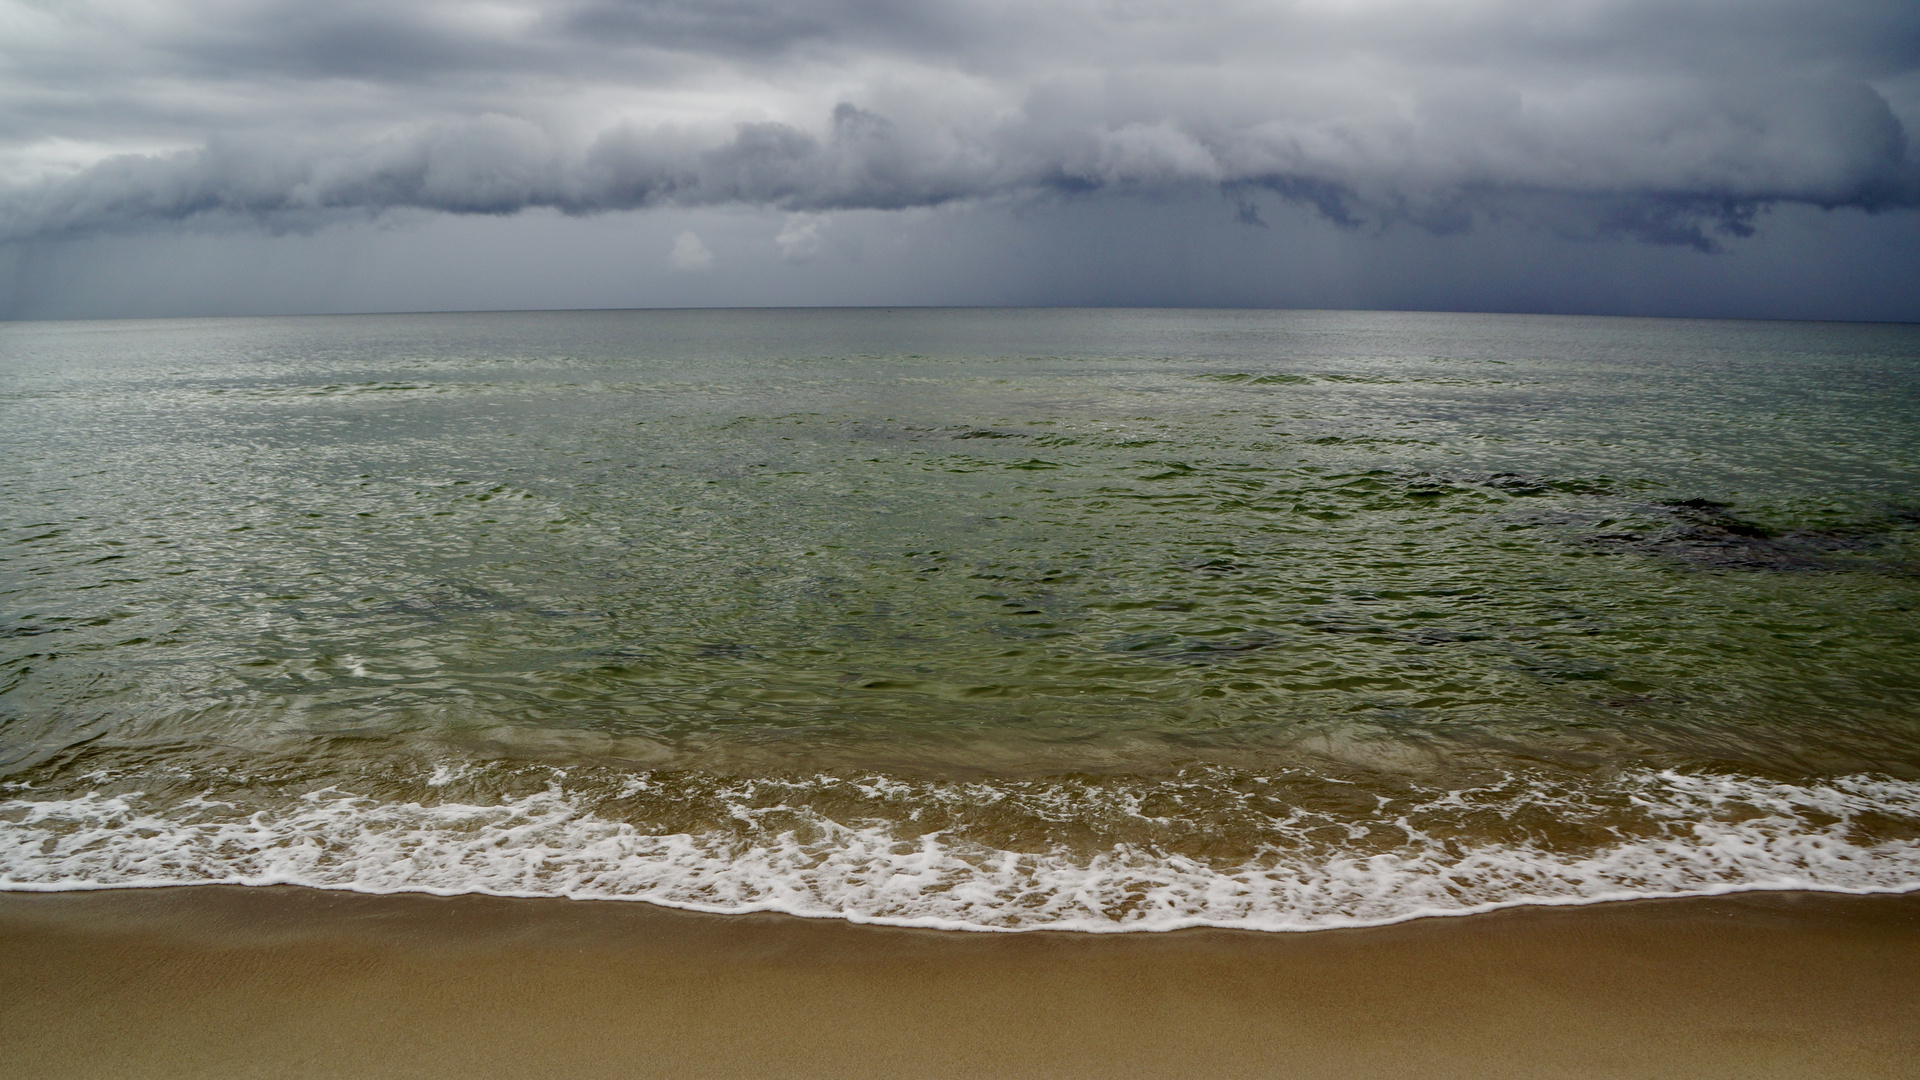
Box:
5;877;1920;934
3;886;1917;1079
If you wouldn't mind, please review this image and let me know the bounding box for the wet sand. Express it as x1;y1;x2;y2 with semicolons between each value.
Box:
1;886;1916;1079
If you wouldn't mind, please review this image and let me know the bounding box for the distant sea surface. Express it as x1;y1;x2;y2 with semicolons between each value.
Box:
3;308;1918;930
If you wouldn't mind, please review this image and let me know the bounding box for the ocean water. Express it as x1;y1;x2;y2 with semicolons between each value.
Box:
3;307;1918;931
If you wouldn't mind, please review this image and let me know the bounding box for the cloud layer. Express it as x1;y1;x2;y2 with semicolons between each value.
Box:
2;0;1918;251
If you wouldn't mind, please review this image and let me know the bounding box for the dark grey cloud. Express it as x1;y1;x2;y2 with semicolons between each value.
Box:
8;194;1916;324
1;0;1917;256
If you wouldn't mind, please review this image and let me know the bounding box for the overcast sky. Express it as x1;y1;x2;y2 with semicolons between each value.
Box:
2;0;1917;320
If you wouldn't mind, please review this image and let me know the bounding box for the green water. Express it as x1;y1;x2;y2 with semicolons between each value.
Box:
2;308;1917;929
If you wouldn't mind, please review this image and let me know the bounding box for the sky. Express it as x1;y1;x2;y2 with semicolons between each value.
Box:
1;0;1917;321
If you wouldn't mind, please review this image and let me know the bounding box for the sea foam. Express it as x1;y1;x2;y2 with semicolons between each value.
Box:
3;767;1918;931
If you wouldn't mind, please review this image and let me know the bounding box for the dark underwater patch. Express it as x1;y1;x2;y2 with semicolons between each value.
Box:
1585;500;1920;573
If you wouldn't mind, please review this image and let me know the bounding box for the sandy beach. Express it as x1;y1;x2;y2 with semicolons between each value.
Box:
2;886;1916;1079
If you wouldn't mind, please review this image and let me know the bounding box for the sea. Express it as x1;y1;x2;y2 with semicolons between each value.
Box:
2;307;1917;931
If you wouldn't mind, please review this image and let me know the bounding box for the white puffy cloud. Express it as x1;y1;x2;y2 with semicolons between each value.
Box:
668;228;713;270
775;213;825;261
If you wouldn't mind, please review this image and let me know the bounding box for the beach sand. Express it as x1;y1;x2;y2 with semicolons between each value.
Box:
1;886;1916;1079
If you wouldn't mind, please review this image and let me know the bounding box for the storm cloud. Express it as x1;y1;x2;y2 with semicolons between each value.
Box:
3;0;1917;255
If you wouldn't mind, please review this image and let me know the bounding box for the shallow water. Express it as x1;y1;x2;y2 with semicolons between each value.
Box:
3;308;1918;929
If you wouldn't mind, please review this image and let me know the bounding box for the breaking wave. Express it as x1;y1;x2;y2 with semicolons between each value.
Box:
3;765;1918;931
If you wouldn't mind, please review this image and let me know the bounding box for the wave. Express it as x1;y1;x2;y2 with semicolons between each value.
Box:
3;766;1918;931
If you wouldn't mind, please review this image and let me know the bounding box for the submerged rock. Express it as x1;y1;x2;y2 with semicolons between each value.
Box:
1588;499;1920;573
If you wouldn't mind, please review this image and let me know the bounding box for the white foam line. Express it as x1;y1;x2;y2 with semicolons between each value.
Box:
2;870;1917;936
3;769;1918;933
